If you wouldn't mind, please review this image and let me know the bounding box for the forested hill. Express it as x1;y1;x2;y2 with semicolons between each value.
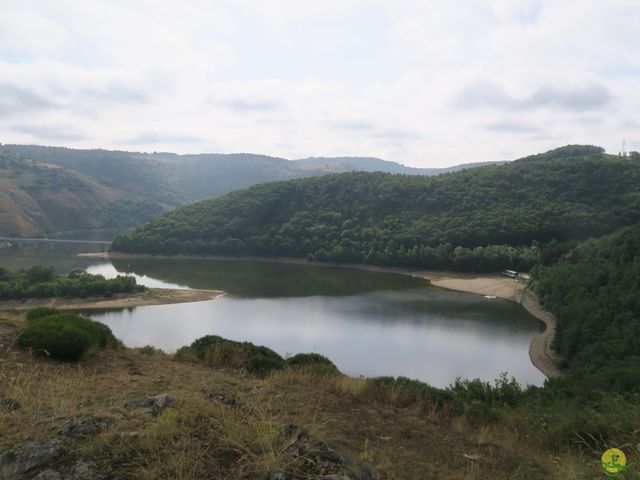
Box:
532;223;640;390
112;148;640;271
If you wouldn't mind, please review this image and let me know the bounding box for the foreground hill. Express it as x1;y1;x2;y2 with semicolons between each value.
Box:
0;312;617;479
0;151;164;237
112;146;640;271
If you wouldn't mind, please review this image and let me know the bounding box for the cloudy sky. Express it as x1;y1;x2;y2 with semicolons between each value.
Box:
0;0;638;167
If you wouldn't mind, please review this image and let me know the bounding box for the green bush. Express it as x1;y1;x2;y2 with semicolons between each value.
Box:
449;373;523;408
365;376;457;410
18;311;118;361
184;335;284;373
25;307;60;321
245;354;285;376
286;353;340;375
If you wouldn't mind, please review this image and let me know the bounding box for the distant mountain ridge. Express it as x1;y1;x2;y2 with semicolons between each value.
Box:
296;156;505;175
0;143;508;236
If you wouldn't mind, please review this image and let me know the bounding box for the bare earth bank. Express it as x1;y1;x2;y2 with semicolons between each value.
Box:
0;288;225;311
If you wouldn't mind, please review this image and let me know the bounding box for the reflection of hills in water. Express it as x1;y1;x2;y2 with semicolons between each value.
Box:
110;257;426;298
0;242;107;272
353;289;542;333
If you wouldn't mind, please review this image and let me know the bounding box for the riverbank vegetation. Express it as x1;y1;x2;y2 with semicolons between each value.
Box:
112;146;640;273
17;308;120;360
531;224;640;391
0;266;144;300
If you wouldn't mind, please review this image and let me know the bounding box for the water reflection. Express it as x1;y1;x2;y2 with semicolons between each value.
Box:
1;243;546;387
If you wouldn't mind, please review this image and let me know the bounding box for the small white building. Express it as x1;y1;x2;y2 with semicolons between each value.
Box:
502;269;517;278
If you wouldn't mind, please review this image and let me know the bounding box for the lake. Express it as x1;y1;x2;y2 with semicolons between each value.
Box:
0;241;546;387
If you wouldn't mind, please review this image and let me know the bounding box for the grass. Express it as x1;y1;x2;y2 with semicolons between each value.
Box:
0;312;624;479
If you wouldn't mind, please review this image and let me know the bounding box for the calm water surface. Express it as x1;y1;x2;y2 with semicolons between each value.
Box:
1;242;546;387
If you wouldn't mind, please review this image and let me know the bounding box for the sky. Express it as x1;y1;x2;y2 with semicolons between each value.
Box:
0;0;638;168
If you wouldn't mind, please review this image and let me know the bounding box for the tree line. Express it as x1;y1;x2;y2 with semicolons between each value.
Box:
0;266;144;300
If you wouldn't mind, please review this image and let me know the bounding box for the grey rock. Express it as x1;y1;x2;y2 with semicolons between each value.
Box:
32;469;63;480
0;439;64;479
119;431;142;438
279;425;383;480
68;459;96;480
202;389;238;407
56;416;112;437
124;393;175;416
357;460;380;480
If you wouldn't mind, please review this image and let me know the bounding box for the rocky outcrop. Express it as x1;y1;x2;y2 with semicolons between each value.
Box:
124;393;176;416
0;439;64;480
56;416;112;437
32;469;63;480
270;425;383;480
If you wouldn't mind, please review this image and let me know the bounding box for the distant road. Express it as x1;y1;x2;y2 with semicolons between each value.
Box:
0;237;112;245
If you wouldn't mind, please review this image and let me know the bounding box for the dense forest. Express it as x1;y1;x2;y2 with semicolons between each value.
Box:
532;224;640;389
112;146;640;272
0;266;144;300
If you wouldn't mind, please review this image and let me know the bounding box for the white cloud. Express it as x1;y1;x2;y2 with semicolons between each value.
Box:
0;0;638;166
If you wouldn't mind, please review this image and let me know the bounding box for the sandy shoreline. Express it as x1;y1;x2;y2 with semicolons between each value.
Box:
0;288;225;311
81;251;564;378
411;271;563;378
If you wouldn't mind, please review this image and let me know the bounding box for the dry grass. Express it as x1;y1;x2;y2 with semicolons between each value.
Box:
0;312;605;479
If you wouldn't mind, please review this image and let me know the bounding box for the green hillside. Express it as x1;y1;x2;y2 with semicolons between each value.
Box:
532;224;640;385
0;151;164;237
112;146;640;272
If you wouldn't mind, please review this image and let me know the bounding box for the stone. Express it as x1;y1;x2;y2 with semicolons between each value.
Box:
119;431;142;438
278;425;383;480
124;393;176;416
202;389;238;407
68;459;97;480
0;439;64;479
356;460;380;480
32;469;63;480
56;416;112;437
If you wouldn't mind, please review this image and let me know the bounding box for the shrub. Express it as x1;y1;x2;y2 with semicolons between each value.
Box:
365;376;457;410
245;354;285;376
25;307;60;321
286;353;340;375
183;335;284;373
18;311;118;361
